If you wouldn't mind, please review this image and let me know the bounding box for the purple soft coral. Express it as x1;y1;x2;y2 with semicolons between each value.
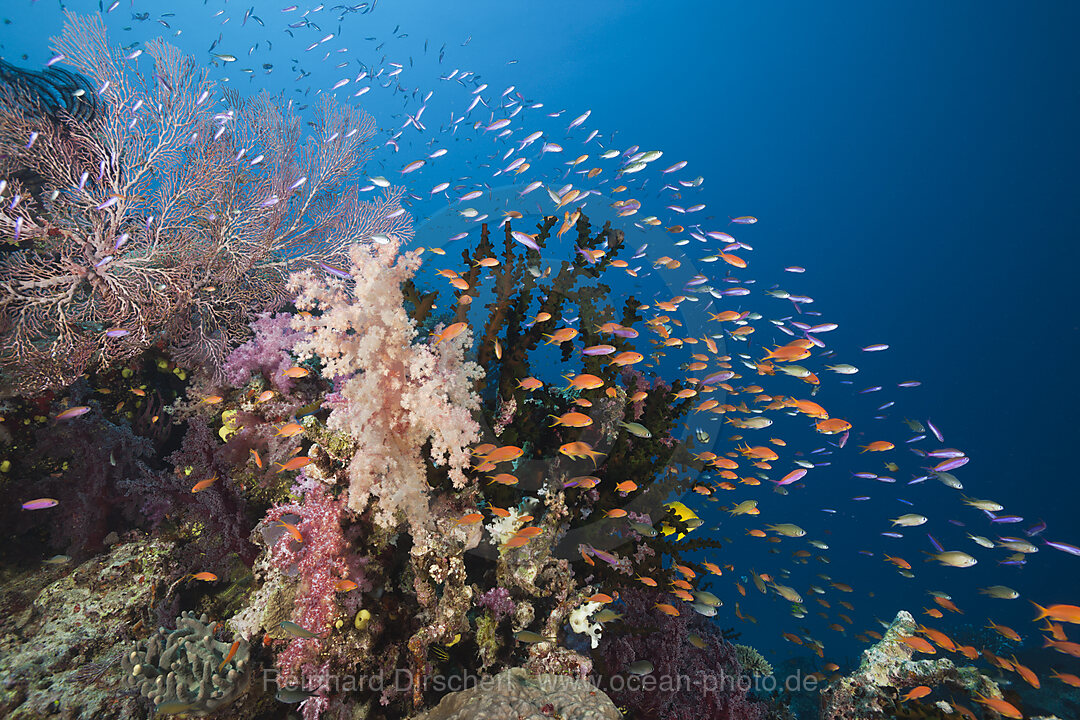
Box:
595;587;771;720
224;311;307;393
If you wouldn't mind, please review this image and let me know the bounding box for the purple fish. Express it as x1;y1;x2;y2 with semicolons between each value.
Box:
588;546;619;566
881;532;903;538
852;472;877;479
898;381;921;388
105;328;130;338
1024;520;1047;537
859;386;882;394
55;405;90;421
22;498;59;510
932;457;969;472
511;230;539;252
862;343;889;352
319;263;351;279
775;468;807;486
990;515;1024;524
927;534;944;552
1044;540;1080;556
927;448;966;458
927;419;944;442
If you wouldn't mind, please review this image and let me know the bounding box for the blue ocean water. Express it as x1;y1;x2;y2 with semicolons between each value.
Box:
2;0;1078;717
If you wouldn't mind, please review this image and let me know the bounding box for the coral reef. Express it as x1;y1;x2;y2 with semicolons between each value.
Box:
820;610;1004;719
121;610;251;716
407;667;621;720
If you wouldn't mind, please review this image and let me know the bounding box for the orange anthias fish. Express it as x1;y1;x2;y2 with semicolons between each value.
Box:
542;327;578;345
549;412;593;428
276;422;305;437
282;366;310;378
517;377;544;391
1033;602;1080;624
276;456;313;473
655;603;680;617
972;694;1023;719
190;476;217;493
987;620;1022;642
217;640;241;673
433;321;468;344
190;572;218;582
558;441;606;467
899;636;936;654
1051;669;1080;687
563;373;604;390
278;521;303;542
900;686;931;702
483;445;524;465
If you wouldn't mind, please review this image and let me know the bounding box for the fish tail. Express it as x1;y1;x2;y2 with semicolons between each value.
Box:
1032;601;1050;621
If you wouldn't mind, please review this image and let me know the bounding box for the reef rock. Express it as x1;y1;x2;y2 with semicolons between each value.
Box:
0;536;177;719
408;667;620;720
820;609;1003;719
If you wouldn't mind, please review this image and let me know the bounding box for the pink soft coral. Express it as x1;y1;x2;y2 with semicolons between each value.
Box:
265;479;355;680
287;239;482;534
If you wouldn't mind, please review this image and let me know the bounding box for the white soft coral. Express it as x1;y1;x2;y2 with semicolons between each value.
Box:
288;239;482;535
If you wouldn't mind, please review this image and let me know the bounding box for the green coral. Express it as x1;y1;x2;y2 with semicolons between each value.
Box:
734;644;773;676
475;611;501;671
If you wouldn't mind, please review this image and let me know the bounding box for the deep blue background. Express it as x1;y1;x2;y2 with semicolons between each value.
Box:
3;0;1078;671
